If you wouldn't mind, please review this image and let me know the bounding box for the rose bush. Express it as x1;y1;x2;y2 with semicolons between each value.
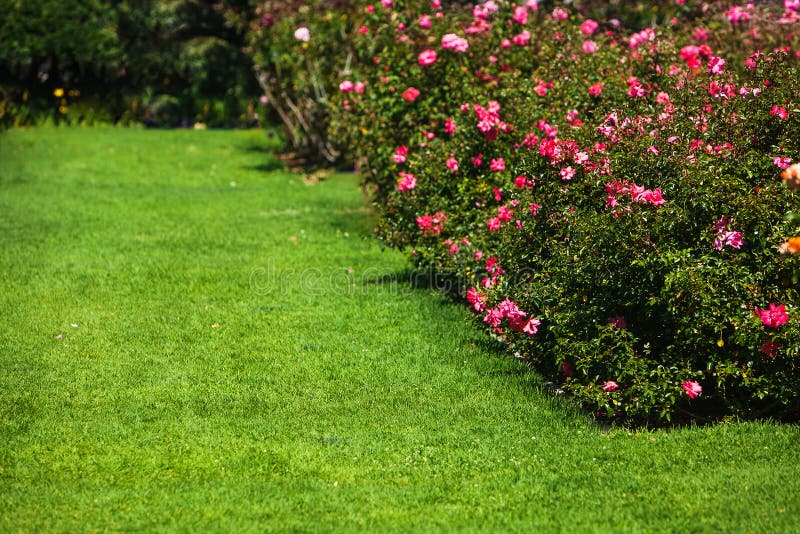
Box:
227;0;370;165
257;0;800;425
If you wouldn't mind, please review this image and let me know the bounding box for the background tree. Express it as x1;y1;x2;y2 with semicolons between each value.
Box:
0;0;258;127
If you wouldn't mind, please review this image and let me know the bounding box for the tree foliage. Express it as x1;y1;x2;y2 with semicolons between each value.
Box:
0;0;258;126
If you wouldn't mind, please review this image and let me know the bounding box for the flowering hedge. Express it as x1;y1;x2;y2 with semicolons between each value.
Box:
260;0;800;425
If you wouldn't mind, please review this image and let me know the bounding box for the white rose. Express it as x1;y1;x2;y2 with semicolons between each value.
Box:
294;27;310;42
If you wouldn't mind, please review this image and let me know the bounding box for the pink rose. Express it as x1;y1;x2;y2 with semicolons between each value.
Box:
396;172;417;192
682;380;702;399
693;28;708;41
727;5;751;24
721;231;743;249
466;287;486;312
628;28;655;48
497;205;514;222
393;146;408;163
418;49;437;66
755;303;789;328
602;381;619;392
770;105;789;119
512;30;531;46
402;87;420;102
483;308;503;327
441;33;469;52
580;19;598;35
513;5;528;25
680;45;700;62
522;317;541;335
416;211;446;235
708;56;726;75
588;82;603;96
645;188;666;206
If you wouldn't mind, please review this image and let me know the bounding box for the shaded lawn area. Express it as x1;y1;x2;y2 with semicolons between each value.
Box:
1;127;798;531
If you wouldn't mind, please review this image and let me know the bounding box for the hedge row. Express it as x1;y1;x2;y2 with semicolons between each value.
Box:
252;0;800;426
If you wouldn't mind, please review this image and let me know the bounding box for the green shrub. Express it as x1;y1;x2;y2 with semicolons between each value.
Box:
0;0;259;128
229;0;367;164
319;0;800;425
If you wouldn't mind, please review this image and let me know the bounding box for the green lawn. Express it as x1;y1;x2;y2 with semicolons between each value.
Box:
1;127;799;532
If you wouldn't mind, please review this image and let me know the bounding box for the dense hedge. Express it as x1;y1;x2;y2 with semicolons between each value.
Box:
258;0;800;426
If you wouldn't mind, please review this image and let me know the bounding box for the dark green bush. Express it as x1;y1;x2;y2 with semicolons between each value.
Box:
0;0;259;128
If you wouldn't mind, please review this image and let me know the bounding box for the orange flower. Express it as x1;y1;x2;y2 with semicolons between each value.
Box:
781;163;800;191
779;237;800;255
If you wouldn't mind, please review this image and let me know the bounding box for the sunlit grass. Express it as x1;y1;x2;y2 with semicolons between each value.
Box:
1;127;798;531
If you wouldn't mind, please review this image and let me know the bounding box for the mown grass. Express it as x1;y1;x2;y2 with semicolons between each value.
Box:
1;126;799;532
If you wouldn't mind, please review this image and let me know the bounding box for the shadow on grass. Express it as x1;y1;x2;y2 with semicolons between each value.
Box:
239;129;281;153
360;266;468;296
240;143;272;153
245;160;287;173
359;267;602;426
